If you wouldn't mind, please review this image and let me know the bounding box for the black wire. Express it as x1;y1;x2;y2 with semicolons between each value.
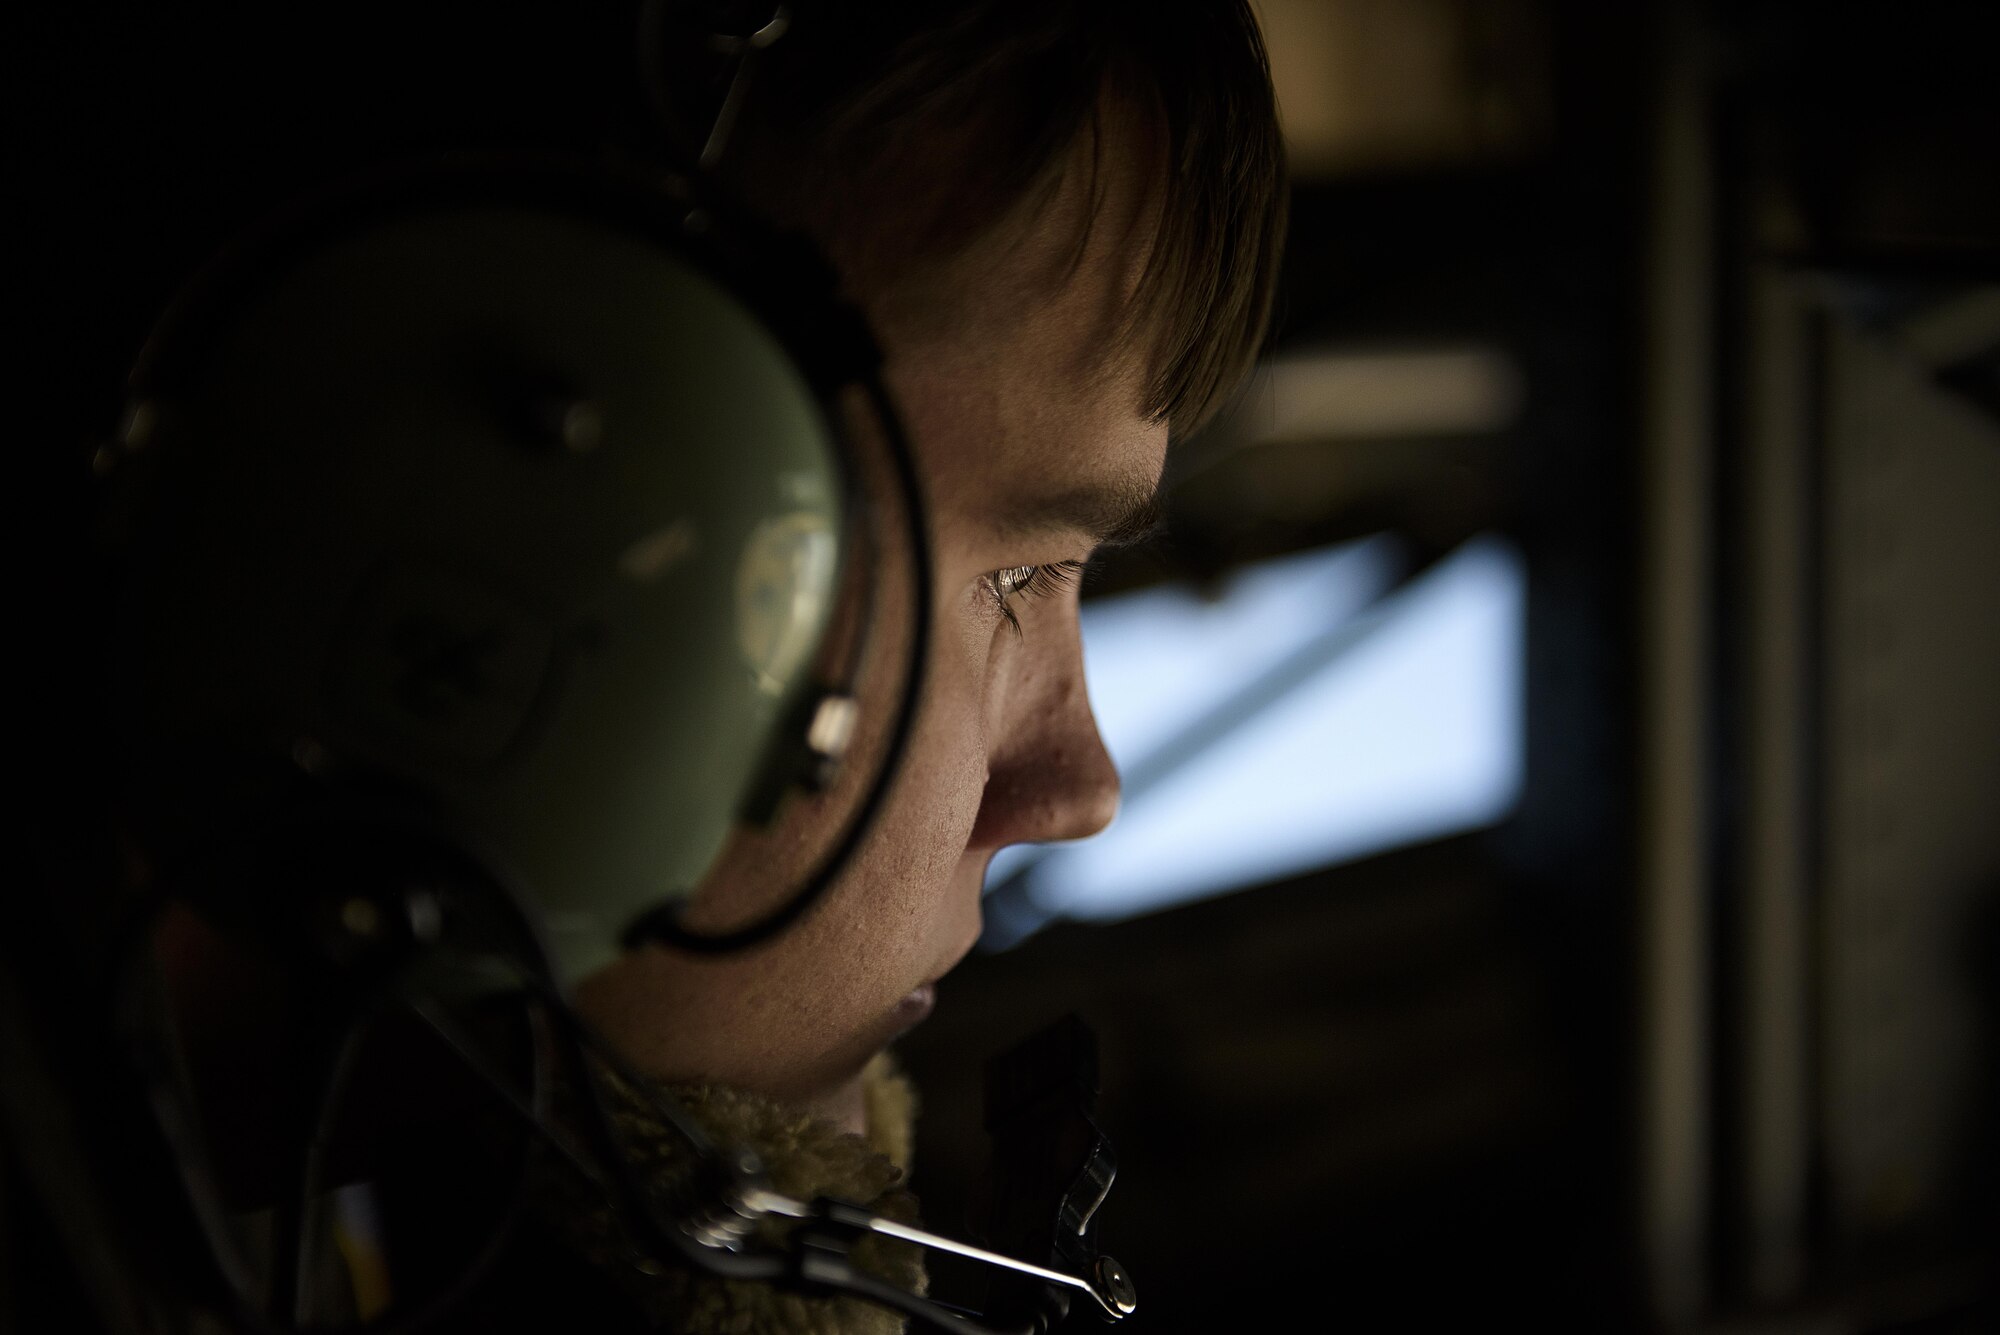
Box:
104;834;556;1335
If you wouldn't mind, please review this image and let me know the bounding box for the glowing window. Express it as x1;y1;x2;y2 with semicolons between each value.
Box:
984;535;1525;943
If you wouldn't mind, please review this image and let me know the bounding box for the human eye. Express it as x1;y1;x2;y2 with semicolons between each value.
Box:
981;560;1086;637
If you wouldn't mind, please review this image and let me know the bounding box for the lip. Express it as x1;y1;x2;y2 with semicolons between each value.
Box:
891;981;937;1034
890;918;978;1038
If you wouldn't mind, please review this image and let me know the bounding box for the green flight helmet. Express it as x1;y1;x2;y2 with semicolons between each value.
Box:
100;166;925;986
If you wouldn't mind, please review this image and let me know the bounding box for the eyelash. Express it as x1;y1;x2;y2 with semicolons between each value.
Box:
983;560;1086;636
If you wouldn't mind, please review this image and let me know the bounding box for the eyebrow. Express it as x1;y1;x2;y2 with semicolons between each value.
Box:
988;478;1167;551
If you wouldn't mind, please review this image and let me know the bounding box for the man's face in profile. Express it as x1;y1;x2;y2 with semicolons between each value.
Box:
575;95;1170;1132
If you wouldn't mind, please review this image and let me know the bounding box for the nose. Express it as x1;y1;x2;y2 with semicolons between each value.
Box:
968;614;1121;850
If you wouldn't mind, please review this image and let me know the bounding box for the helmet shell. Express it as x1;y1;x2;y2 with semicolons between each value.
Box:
107;196;848;984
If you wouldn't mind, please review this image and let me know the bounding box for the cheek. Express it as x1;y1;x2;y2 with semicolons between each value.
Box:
862;581;998;877
950;574;1030;729
570;577;1000;1098
847;579;1002;911
783;575;996;926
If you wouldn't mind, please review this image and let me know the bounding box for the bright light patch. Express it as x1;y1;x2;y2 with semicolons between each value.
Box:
1079;535;1403;762
986;535;1525;927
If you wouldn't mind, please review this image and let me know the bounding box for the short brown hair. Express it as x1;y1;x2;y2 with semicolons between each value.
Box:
662;0;1288;436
